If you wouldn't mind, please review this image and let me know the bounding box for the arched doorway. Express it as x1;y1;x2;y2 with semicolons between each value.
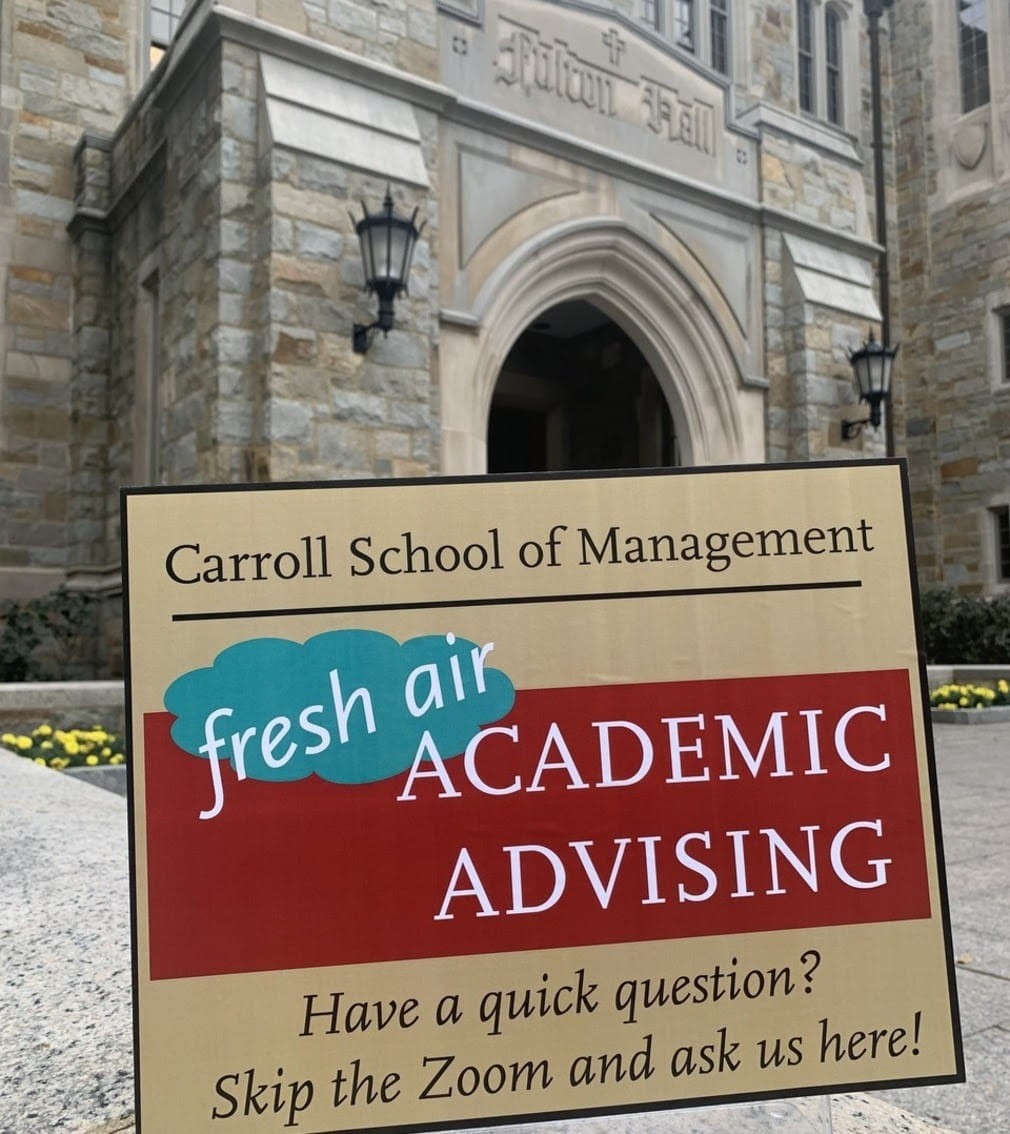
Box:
438;220;763;476
487;299;678;474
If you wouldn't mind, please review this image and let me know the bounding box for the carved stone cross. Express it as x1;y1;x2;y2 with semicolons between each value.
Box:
601;27;626;67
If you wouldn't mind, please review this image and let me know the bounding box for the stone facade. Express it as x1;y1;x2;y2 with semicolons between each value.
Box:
892;0;1010;592
2;0;1007;664
0;0;138;600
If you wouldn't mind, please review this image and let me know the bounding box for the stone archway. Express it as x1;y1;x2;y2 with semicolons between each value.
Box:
439;219;762;475
487;299;679;473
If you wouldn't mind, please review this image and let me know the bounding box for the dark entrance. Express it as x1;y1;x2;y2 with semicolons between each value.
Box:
487;300;678;474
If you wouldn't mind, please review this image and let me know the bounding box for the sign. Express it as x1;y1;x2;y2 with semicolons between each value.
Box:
437;0;760;200
122;462;963;1134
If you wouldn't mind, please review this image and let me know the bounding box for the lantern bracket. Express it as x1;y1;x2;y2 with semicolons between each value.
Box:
350;188;423;355
841;331;899;442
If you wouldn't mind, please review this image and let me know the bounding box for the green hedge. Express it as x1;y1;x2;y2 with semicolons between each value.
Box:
0;588;100;682
919;587;1010;664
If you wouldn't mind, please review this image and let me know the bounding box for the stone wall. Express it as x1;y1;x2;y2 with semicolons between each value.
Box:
893;0;1010;591
247;37;441;483
3;0;439;608
750;0;893;465
70;8;443;565
898;188;1010;591
0;680;125;734
0;0;137;600
263;149;439;482
224;0;439;79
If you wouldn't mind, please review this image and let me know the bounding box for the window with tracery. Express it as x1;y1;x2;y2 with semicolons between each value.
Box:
958;0;990;111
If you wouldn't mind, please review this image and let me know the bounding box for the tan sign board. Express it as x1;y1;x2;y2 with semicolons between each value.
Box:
122;462;963;1133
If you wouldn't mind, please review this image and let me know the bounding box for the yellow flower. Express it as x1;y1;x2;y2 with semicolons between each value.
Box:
959;697;969;706
33;757;46;765
1;733;15;746
41;740;53;749
16;736;32;750
64;740;80;756
34;724;53;737
85;754;99;766
109;754;125;765
101;746;111;757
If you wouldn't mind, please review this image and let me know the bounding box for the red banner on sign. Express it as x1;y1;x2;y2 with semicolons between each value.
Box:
145;668;928;980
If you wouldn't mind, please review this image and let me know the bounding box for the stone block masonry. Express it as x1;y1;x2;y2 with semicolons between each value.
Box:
68;10;442;566
892;0;1010;592
263;137;439;481
5;0;439;605
0;1;136;598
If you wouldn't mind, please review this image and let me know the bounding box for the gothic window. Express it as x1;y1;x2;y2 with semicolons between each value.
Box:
1000;309;1010;383
645;0;729;72
797;1;847;127
958;0;990;111
710;0;729;75
798;0;815;113
149;0;187;69
675;0;696;51
151;0;186;47
825;7;842;125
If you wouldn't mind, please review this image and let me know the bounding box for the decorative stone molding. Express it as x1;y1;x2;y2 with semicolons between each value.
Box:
259;54;431;187
952;118;988;170
783;233;881;320
455;145;581;266
441;218;761;472
737;101;862;167
440;0;756;201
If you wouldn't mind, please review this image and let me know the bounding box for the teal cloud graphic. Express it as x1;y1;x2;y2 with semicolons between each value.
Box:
163;629;515;785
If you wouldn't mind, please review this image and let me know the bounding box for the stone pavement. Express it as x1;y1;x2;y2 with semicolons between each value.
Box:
875;724;1010;1132
2;720;1007;1134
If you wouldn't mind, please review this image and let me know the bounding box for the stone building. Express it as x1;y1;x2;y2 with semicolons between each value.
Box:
1;0;1008;664
891;0;1010;591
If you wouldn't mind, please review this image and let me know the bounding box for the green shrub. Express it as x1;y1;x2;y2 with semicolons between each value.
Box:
919;587;1010;664
0;588;100;682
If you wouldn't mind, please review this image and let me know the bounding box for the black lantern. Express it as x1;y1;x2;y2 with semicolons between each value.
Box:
841;331;899;440
351;188;424;354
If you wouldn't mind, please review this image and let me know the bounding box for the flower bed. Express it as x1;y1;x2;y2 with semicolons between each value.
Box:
1;724;125;770
930;679;1010;711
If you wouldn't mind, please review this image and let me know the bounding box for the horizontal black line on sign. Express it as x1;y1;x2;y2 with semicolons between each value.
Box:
171;579;862;623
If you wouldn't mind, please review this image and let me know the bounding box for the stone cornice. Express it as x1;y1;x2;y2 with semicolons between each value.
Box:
762;205;883;263
449;94;881;263
67;206;110;239
737;102;864;167
451;93;763;224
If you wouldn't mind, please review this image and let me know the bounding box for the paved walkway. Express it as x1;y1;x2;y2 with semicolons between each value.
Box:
2;719;1007;1134
876;723;1010;1132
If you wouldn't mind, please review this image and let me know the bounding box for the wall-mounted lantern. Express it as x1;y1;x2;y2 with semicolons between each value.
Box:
351;188;424;355
842;331;899;440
